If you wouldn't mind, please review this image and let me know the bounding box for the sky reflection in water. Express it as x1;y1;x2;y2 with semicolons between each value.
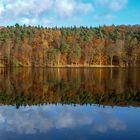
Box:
0;105;139;140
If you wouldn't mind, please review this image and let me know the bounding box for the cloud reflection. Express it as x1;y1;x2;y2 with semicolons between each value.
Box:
0;105;126;135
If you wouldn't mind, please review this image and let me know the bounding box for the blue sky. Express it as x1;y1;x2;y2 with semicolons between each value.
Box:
0;0;140;27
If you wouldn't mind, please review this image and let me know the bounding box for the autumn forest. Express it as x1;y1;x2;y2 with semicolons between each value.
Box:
0;24;140;67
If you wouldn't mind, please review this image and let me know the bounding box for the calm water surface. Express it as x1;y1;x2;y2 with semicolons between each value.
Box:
0;68;140;140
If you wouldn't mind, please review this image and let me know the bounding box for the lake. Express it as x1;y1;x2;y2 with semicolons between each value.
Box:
0;68;140;140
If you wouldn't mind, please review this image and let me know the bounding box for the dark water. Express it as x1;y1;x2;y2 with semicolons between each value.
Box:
0;68;140;140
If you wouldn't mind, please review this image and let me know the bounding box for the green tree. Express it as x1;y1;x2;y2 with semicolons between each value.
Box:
46;48;61;66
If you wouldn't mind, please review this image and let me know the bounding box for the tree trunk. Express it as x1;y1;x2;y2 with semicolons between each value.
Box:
110;57;113;66
100;54;102;66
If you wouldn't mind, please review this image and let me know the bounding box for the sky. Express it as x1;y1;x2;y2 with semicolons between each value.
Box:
0;0;140;27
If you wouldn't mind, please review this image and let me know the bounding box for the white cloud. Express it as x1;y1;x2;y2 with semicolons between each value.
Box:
1;0;53;18
95;0;128;11
0;4;4;13
110;0;128;11
21;17;38;25
78;3;93;13
0;0;93;25
55;0;93;17
55;0;75;17
41;18;54;25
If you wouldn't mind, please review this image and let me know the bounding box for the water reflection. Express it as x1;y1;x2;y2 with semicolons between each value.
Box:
0;105;139;140
0;68;140;107
0;68;140;140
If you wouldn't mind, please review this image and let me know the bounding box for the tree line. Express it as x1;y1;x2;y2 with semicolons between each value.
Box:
0;24;140;67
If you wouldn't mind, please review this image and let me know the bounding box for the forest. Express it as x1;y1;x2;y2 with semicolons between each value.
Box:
0;24;140;67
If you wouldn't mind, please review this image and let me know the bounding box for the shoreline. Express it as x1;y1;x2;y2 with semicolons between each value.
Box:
0;65;139;68
46;65;120;68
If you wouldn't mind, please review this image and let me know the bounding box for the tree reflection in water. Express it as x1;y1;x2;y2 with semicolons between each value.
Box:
0;68;140;108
